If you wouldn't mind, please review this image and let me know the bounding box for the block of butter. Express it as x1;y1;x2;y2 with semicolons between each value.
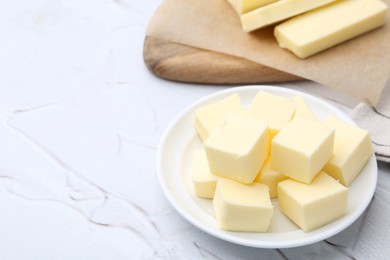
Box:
204;114;268;184
278;172;348;232
227;0;278;14
271;116;334;184
255;158;287;198
292;96;317;121
247;91;296;140
195;93;244;141
192;149;218;199
323;116;373;187
241;0;337;32
213;178;273;232
274;0;388;58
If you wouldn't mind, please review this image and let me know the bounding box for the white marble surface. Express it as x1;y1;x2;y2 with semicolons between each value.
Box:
1;0;389;259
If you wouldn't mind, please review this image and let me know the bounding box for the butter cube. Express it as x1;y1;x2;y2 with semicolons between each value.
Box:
278;172;348;232
271;117;334;184
241;0;337;32
255;158;287;198
192;149;218;199
213;178;273;232
204;114;268;184
274;0;388;58
323;116;373;187
195;93;244;141
247;91;296;140
227;0;278;14
292;96;317;121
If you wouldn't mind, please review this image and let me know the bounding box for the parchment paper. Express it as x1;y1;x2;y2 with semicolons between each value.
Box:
147;0;390;105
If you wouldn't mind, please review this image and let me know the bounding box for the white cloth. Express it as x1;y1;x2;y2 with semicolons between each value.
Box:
351;80;390;163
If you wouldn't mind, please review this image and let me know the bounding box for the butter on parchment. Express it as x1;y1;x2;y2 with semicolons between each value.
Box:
274;0;388;58
241;0;337;32
226;0;278;14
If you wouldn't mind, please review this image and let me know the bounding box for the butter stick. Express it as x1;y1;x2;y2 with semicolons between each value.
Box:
274;0;388;58
241;0;337;32
227;0;279;14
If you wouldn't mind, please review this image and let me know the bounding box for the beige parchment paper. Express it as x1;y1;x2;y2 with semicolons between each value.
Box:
147;0;390;105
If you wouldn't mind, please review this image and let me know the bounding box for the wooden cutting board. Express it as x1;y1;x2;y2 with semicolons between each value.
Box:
143;36;303;84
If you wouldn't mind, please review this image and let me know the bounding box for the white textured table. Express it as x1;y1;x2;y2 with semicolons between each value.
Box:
0;1;389;259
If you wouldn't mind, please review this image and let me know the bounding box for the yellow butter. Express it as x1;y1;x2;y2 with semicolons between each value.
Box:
274;0;388;58
247;91;296;140
192;149;218;199
323;116;373;187
292;96;317;121
204;114;268;184
213;178;273;232
195;93;244;141
241;0;337;32
278;172;348;232
271;117;334;184
227;0;278;14
255;158;287;198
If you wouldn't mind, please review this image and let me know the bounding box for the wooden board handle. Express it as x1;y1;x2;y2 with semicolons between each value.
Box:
143;36;302;84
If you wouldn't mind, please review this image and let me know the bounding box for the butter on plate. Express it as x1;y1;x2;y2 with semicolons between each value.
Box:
278;172;348;232
190;90;372;234
255;158;287;199
247;91;296;140
194;93;244;141
213;178;273;232
192;149;218;199
271;116;334;184
204;114;268;184
323;116;373;187
292;96;318;121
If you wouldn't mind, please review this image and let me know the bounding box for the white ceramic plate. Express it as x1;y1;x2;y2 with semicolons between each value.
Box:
156;86;377;248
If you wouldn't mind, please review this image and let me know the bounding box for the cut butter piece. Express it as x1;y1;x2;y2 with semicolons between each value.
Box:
278;172;348;232
292;96;317;121
192;149;218;199
274;0;388;58
227;0;279;14
241;0;337;32
323;116;373;187
213;178;273;232
204;114;268;184
271;117;334;184
247;91;296;140
195;93;244;141
255;158;287;198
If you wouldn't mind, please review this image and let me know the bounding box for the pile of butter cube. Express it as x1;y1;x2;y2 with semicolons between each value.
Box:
192;91;373;232
227;0;388;58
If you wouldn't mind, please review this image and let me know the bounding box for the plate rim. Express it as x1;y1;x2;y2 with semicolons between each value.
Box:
156;85;378;248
